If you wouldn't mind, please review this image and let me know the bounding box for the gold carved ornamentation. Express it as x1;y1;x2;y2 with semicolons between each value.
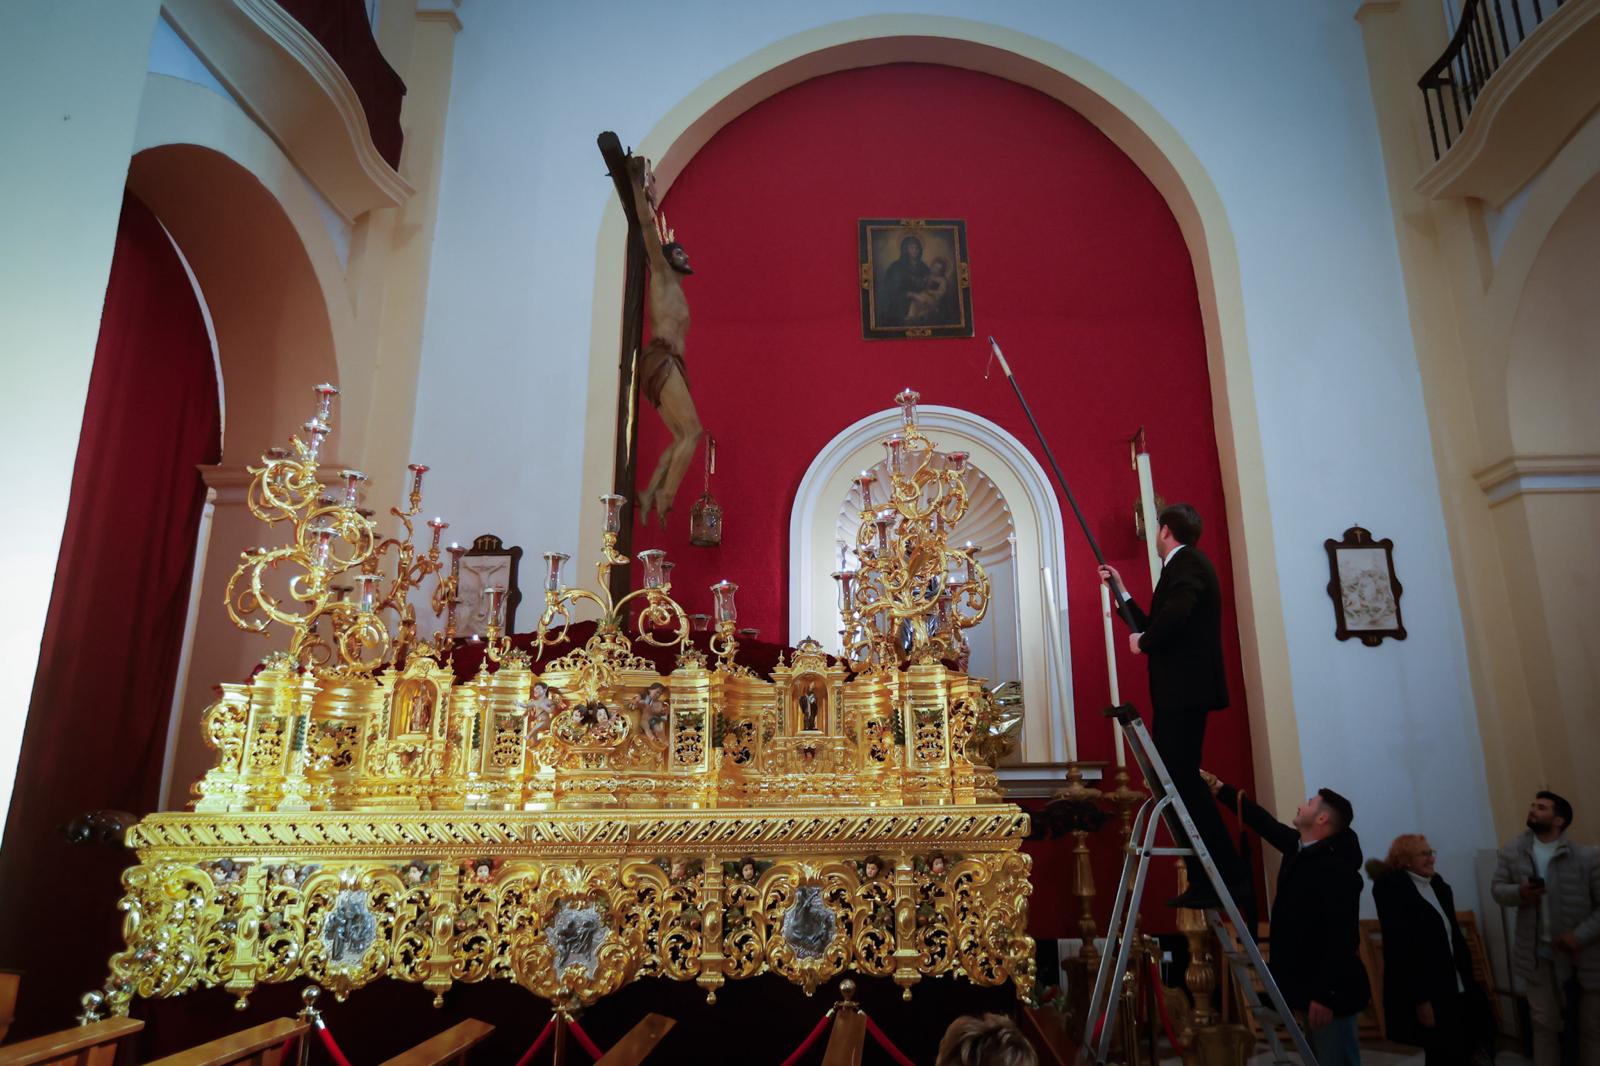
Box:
88;387;1033;1019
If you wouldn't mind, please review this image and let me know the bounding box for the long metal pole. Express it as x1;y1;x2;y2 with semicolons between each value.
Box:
988;337;1141;631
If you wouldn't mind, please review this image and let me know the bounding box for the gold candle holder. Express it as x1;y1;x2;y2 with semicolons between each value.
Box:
1053;761;1106;964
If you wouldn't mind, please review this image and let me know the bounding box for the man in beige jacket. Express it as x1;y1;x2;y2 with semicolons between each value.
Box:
1492;791;1600;1065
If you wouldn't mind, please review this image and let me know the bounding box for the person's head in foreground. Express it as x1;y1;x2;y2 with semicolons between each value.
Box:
936;1013;1037;1066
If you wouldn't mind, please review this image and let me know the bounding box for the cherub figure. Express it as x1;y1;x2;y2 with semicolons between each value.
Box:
627;155;704;526
520;681;566;740
629;682;671;746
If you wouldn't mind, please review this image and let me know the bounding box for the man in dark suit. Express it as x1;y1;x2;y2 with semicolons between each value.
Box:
1098;503;1248;913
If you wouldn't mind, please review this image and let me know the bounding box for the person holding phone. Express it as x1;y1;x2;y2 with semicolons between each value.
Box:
1491;791;1600;1065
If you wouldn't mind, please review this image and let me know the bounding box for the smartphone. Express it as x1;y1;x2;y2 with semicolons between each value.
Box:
1530;876;1546;887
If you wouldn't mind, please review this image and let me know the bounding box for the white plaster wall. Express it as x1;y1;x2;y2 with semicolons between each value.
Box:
0;0;164;846
416;1;1493;903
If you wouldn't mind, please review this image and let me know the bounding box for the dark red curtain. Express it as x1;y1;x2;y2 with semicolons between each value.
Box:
0;193;221;1036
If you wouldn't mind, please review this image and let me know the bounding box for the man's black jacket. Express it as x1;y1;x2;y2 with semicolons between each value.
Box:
1124;546;1228;714
1216;783;1371;1016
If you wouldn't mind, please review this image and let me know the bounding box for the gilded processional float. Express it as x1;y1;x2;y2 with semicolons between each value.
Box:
83;385;1036;1021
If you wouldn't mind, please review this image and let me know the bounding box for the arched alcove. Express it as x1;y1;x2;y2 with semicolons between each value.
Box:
791;406;1073;764
576;15;1302;811
1504;172;1600;457
126;75;365;808
128;78;350;461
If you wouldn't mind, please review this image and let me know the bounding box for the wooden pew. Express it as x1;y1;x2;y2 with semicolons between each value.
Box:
143;1017;307;1066
0;972;19;1042
0;1017;143;1066
377;1020;494;1066
594;1014;674;1066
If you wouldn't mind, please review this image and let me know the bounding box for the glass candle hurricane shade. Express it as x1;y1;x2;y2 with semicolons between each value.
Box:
637;549;668;589
600;494;626;535
855;471;876;509
895;387;920;428
543;552;571;593
483;586;506;628
710;581;738;624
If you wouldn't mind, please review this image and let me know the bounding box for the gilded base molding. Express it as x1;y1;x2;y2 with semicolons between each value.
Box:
92;807;1035;1017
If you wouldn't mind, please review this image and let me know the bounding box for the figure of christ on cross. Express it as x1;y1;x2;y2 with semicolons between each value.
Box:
626;155;704;527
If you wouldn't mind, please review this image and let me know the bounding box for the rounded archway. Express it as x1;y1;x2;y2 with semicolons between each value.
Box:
576;16;1301;808
127;76;364;808
791;406;1074;764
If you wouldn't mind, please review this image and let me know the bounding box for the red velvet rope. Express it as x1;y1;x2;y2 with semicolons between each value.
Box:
1149;959;1189;1053
274;1034;300;1066
512;1016;558;1066
316;1020;355;1066
777;1010;835;1066
566;1018;604;1061
860;1014;916;1066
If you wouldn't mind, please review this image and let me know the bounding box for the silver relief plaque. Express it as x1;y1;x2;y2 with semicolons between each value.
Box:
547;903;608;978
781;886;838;959
321;889;378;966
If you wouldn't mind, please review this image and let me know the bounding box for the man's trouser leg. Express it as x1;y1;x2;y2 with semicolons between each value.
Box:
1528;956;1564;1066
1151;708;1246;899
1305;1013;1361;1066
1581;984;1600;1066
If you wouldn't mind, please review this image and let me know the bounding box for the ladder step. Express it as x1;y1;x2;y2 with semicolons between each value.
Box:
1084;707;1320;1066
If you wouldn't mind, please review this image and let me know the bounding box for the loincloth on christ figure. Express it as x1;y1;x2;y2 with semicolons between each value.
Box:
639;337;688;410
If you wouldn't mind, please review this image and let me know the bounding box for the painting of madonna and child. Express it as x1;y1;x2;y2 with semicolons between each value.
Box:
859;219;974;340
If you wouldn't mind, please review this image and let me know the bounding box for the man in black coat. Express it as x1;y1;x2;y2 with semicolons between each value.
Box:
1098;503;1248;913
1207;776;1370;1064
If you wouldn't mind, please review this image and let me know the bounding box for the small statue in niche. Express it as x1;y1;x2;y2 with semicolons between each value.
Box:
791;674;827;733
627;155;704;526
404;685;434;733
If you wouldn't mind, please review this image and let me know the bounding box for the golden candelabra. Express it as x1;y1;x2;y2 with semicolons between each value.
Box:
836;389;989;672
86;386;1035;1021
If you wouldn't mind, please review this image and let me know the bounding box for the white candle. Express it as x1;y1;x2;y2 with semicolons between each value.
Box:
1136;450;1162;588
1101;582;1125;767
1041;565;1076;761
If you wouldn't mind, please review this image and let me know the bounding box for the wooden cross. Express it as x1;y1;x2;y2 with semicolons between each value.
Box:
597;131;647;604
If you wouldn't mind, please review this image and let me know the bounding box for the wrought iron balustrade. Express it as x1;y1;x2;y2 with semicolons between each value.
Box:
1419;0;1564;159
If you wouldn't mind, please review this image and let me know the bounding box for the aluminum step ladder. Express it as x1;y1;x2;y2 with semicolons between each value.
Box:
1082;704;1317;1065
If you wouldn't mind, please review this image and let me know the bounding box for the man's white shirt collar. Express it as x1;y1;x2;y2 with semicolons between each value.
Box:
1162;544;1185;568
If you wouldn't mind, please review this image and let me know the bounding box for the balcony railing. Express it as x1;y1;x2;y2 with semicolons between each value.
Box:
1419;0;1564;159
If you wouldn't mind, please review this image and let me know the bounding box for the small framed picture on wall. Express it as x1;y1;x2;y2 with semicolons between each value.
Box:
1325;525;1406;646
859;219;974;340
455;534;523;638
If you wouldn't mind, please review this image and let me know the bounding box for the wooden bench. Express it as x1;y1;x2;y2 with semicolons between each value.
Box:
143;1018;307;1066
594;1014;674;1066
377;1020;495;1066
0;1017;143;1066
0;972;19;1043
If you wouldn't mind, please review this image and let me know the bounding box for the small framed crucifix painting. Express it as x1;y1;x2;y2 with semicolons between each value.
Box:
1324;525;1406;646
859;218;973;340
456;534;523;639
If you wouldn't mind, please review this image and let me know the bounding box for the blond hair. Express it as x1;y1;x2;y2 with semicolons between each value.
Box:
1382;833;1431;871
936;1014;1037;1066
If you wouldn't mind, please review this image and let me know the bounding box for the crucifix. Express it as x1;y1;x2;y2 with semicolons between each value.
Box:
597;132;705;602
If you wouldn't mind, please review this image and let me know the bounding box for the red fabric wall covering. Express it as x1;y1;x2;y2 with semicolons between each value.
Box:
0;194;221;1035
632;64;1258;931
